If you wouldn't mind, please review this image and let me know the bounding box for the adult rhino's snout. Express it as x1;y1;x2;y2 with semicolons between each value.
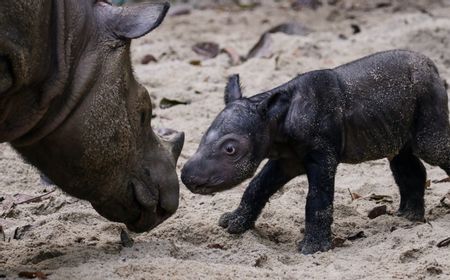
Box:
155;128;185;164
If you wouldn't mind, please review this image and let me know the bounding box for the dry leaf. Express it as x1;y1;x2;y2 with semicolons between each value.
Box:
246;21;311;61
369;194;393;203
351;24;361;34
1;190;56;217
332;237;346;248
120;229;134;248
14;224;32;240
436;237;450;248
368;205;387;219
426;266;443;275
332;231;366;249
168;6;191;17
376;2;392;8
18;271;47;280
267;22;312;36
192;42;220;59
348;188;361;201
189;60;202;66
253;254;267;267
159;98;190;109
433;177;450;183
247;33;273;59
0;225;5;242
141;54;157;65
207;243;225;250
13;194;35;204
439;193;450;208
291;0;322;10
235;0;260;9
347;231;366;241
1;196;14;216
221;47;242;66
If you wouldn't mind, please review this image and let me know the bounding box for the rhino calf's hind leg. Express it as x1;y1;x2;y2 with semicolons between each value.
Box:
219;159;302;234
413;78;450;182
389;146;426;221
415;130;450;184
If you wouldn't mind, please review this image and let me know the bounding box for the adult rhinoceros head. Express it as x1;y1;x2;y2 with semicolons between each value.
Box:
0;0;183;232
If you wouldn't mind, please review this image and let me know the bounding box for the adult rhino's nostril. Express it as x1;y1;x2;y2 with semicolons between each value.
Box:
130;179;158;210
144;167;151;177
0;56;13;93
140;111;147;126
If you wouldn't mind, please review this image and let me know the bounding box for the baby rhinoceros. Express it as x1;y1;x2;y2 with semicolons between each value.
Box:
181;50;450;254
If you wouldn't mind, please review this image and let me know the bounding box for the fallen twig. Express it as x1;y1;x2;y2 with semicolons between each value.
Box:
14;189;56;205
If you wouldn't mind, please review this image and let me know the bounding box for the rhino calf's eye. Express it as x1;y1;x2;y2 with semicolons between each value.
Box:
225;145;236;155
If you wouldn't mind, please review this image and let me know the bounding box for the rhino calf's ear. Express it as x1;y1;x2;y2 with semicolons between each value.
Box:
224;74;242;105
257;90;290;121
98;2;170;40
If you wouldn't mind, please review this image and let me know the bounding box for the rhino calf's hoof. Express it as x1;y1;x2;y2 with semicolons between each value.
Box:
218;210;253;234
298;237;332;255
396;208;425;222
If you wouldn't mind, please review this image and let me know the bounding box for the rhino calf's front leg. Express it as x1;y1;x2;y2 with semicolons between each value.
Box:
299;150;337;254
219;159;302;233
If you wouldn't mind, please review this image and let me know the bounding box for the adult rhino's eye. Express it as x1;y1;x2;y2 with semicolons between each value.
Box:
224;145;236;155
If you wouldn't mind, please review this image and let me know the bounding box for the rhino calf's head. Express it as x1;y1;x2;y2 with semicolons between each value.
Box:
6;1;183;232
181;75;282;194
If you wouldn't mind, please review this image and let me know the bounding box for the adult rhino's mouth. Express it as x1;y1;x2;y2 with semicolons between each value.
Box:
125;179;175;233
126;203;172;233
90;175;178;232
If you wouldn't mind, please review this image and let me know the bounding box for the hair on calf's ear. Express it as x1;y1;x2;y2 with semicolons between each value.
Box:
257;90;290;120
224;74;243;105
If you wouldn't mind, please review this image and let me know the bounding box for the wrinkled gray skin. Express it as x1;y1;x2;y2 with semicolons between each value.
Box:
182;50;450;254
0;0;184;232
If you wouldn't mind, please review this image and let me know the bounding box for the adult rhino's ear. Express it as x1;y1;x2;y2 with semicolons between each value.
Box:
97;1;170;40
257;90;290;121
224;74;242;105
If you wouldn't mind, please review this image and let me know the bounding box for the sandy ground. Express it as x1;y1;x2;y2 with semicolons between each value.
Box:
1;0;450;279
